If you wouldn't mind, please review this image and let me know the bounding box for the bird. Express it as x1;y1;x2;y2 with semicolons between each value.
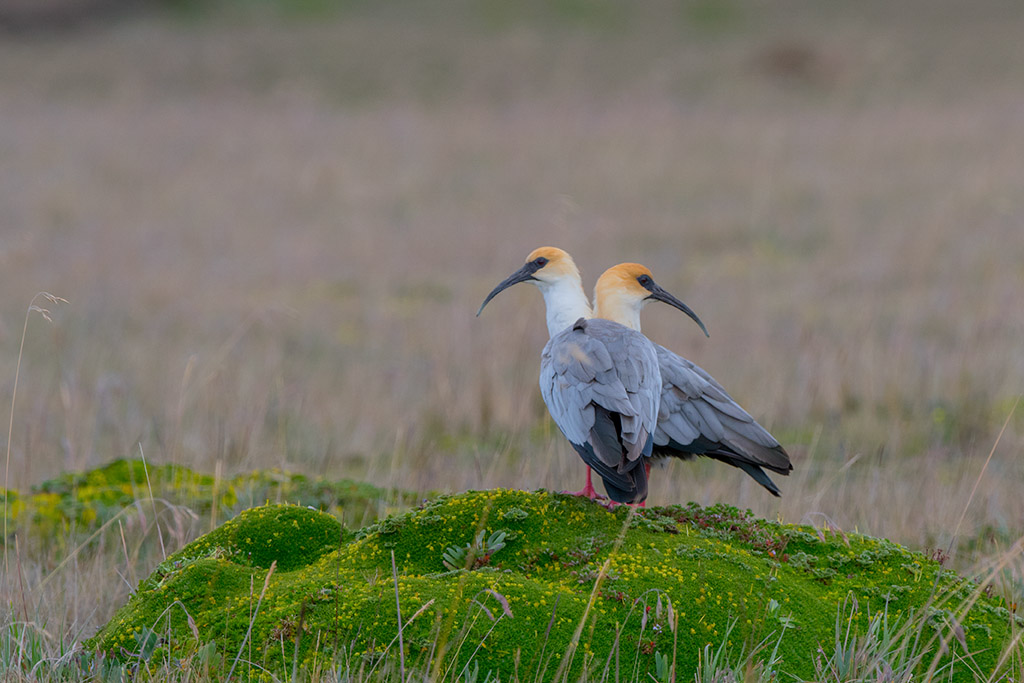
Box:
476;247;592;339
478;248;669;504
593;263;793;496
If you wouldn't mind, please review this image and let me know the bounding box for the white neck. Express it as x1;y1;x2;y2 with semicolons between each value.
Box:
593;292;642;332
537;278;593;337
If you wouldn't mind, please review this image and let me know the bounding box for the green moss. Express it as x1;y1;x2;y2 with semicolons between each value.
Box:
1;458;416;543
88;490;1021;681
152;505;346;573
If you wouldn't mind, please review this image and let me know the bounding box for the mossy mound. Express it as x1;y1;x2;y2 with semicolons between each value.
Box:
1;459;416;542
88;490;1021;681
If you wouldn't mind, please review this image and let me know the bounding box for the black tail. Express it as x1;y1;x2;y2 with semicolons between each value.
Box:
570;407;652;504
601;465;649;504
656;439;786;497
571;440;650;503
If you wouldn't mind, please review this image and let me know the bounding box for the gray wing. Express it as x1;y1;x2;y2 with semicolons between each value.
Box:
576;319;661;453
540;319;661;493
653;344;792;492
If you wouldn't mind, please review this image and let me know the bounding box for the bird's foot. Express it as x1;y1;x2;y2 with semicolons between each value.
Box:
560;483;605;501
568;497;645;510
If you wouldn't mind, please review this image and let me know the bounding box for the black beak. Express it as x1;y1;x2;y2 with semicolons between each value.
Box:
476;262;542;316
642;280;710;337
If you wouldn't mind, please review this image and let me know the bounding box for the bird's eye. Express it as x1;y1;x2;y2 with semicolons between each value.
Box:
534;257;549;267
638;275;651;286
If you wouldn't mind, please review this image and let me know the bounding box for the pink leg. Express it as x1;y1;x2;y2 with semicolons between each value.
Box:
562;468;604;500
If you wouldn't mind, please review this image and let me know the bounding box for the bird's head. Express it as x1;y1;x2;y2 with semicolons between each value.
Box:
477;247;582;316
594;263;709;336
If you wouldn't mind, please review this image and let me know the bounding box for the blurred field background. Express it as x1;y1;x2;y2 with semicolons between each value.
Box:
1;0;1023;658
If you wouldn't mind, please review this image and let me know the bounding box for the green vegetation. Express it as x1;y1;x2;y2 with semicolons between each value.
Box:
87;490;1021;681
2;458;416;541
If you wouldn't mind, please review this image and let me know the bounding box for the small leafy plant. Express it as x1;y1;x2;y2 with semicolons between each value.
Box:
442;530;507;570
767;597;797;629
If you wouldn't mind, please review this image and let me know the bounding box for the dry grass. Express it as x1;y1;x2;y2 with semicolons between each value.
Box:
0;0;1022;664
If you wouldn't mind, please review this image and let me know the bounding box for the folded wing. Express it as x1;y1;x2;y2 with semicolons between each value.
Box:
653;345;792;496
540;318;661;503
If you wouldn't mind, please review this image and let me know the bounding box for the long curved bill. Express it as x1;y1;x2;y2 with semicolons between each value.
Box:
476;262;542;316
643;280;710;337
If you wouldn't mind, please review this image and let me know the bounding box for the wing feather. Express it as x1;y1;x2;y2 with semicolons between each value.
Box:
539;319;661;502
652;344;793;495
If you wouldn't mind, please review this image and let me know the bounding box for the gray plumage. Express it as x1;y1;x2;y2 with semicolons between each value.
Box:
652;345;792;496
539;318;661;503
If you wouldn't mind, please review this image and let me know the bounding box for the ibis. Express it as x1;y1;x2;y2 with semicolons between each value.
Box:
478;248;676;504
593;263;793;496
